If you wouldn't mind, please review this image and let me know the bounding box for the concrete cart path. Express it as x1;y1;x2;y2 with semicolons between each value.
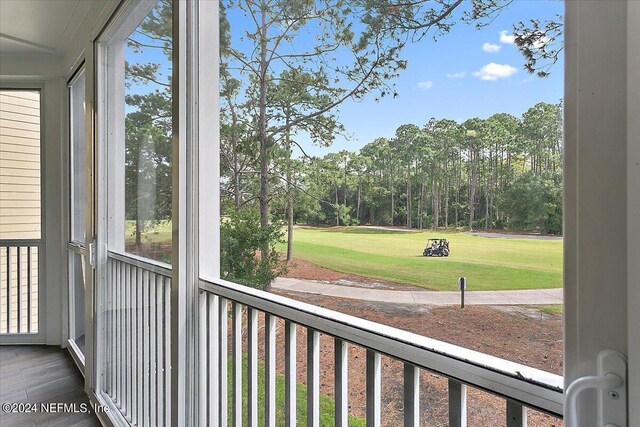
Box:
273;277;563;306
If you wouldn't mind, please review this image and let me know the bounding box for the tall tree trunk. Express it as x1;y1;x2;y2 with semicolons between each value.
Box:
233;150;241;209
287;203;294;260
226;85;242;209
469;149;478;231
356;180;361;224
485;190;489;230
406;166;411;228
455;150;461;227
418;179;424;229
285;121;294;261
444;182;449;229
135;216;142;251
335;183;340;226
258;9;269;259
432;181;439;230
343;157;348;207
390;173;395;227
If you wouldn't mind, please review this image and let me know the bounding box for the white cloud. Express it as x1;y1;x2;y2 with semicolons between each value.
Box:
473;63;517;81
499;30;515;44
445;71;466;79
533;36;549;49
482;42;501;53
417;80;433;89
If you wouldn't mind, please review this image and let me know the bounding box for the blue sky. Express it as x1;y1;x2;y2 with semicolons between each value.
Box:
128;1;564;157
299;0;565;156
225;0;563;157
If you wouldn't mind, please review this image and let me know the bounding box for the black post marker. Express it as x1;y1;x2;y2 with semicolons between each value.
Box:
458;277;466;309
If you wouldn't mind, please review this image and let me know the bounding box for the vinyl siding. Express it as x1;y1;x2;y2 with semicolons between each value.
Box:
0;90;41;240
0;90;41;334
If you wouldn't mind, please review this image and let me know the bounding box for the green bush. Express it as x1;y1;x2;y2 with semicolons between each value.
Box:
220;208;287;289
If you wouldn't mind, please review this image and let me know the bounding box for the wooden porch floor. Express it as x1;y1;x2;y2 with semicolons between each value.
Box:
0;345;100;427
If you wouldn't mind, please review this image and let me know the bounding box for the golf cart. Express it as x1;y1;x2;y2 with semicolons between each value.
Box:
423;238;450;257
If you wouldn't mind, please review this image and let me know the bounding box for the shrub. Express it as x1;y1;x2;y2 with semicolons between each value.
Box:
220;208;287;290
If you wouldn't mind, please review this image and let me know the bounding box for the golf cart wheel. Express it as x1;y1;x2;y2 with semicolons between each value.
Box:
438;252;443;257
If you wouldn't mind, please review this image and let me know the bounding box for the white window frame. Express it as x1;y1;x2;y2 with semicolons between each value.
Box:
0;83;46;345
93;0;180;418
67;65;88;372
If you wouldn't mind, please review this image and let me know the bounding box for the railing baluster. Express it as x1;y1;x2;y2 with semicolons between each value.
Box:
111;260;117;398
448;378;467;427
307;328;320;427
265;314;276;427
118;261;123;406
506;400;527;427
32;245;38;331
247;307;258;427
0;247;3;334
334;338;348;427
366;350;381;427
126;264;132;418
208;293;220;427
199;292;208;427
6;246;11;333
403;363;420;427
27;246;31;333
120;260;126;408
164;276;171;423
130;264;136;421
142;269;150;426
232;302;242;427
106;260;112;396
110;260;115;401
136;267;143;424
16;246;21;333
219;297;228;427
156;274;164;426
131;266;135;416
149;272;157;427
284;321;296;427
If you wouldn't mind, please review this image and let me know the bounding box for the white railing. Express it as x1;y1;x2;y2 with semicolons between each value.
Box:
0;239;40;334
198;278;564;427
103;251;172;426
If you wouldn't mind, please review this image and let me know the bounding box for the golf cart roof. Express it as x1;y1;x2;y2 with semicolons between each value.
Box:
428;238;448;241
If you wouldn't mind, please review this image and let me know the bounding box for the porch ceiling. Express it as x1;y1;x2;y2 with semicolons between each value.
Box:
0;0;92;55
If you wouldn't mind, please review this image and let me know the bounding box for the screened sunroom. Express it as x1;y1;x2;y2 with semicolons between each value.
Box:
0;1;637;426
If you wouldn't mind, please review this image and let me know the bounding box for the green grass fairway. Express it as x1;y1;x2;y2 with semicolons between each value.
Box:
284;227;562;291
124;220;172;245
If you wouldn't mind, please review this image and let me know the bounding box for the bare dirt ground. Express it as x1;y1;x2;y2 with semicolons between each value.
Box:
268;259;564;426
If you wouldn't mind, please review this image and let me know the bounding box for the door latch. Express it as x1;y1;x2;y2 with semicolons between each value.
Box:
88;240;96;268
565;350;627;427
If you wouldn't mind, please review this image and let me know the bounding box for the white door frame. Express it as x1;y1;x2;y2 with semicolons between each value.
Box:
564;1;636;425
66;64;87;373
626;2;640;423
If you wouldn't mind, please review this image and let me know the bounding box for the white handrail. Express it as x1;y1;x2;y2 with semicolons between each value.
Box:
199;277;564;417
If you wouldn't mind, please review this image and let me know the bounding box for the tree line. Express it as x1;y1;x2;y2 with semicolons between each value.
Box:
221;101;563;263
123;0;563;286
290;102;563;233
